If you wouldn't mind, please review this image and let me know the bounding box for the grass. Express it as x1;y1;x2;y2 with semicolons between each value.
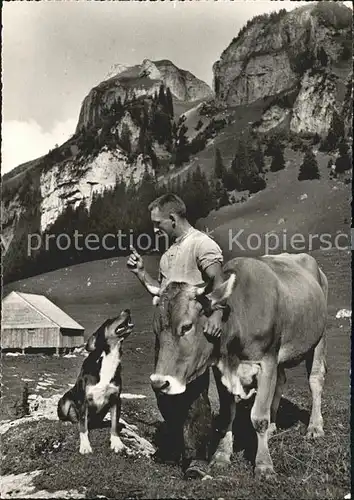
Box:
1;249;351;498
1;397;350;499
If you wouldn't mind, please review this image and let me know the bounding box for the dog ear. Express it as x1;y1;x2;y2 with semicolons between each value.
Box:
85;322;107;352
85;332;97;352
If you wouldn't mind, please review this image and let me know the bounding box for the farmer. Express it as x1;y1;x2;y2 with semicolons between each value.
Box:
127;193;226;474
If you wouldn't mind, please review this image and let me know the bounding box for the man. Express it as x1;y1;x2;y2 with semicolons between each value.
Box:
127;193;226;475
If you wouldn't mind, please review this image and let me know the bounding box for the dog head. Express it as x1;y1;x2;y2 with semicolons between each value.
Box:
86;309;134;353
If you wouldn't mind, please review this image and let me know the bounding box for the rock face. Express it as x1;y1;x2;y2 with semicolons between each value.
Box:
40;149;152;232
213;2;352;134
76;59;213;132
289;71;337;135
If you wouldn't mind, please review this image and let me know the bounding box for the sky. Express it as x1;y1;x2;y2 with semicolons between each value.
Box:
1;1;352;175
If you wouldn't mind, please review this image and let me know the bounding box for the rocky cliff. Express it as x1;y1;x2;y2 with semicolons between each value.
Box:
76;59;213;132
3;59;212;244
39;151;152;231
213;2;352;135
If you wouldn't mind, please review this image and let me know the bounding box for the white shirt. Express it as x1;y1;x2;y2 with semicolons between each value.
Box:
159;227;223;288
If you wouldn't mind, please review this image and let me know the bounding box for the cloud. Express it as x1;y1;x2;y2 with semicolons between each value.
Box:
1;119;77;175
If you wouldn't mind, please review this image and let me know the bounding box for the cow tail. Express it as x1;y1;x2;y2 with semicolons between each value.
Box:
318;267;328;304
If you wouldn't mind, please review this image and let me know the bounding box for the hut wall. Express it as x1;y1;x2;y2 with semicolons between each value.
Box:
1;327;59;349
59;328;85;348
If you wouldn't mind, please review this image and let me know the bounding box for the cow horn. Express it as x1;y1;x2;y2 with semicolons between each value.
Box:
152;296;160;306
145;283;161;296
208;273;237;306
194;283;207;296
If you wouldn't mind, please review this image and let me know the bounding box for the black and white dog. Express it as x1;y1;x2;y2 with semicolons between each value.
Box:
57;309;134;454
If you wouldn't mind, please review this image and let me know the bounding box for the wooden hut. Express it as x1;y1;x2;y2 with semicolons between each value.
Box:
1;291;85;353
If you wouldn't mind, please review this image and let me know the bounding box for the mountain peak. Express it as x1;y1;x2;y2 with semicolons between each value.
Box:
77;59;213;132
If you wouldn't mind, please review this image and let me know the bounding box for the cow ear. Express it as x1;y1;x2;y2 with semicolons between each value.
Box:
207;273;236;306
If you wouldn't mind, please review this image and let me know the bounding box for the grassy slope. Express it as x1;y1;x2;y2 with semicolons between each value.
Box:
197;148;351;260
163;99;273;185
1;249;351;498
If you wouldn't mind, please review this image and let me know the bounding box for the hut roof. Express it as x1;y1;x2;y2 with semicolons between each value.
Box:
1;291;84;330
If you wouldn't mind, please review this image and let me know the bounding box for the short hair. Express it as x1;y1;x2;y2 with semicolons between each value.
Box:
148;193;187;218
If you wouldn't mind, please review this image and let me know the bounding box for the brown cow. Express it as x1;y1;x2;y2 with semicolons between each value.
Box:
149;253;328;477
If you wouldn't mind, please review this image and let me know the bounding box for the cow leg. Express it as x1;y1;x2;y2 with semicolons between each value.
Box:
110;400;125;453
305;335;326;439
183;370;212;479
79;404;92;454
269;366;286;436
155;392;185;464
251;356;277;478
210;365;236;468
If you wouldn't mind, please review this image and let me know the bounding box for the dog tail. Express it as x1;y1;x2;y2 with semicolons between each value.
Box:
57;394;79;423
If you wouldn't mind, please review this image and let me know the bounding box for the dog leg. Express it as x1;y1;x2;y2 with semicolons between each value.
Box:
79;405;92;455
110;401;125;453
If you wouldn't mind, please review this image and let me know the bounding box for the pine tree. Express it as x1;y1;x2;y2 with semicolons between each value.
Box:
253;143;265;173
265;136;279;157
229;134;266;193
138;126;146;155
175;125;189;166
270;146;285;172
158;84;167;109
335;140;352;173
166;87;174;117
322;110;345;151
172;122;178;140
213;179;229;209
298;148;320;180
120;123;132;154
214;148;226;179
222;170;238;191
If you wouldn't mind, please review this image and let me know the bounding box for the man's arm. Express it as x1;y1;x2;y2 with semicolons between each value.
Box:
203;262;225;292
200;259;226;338
136;268;160;295
127;246;160;295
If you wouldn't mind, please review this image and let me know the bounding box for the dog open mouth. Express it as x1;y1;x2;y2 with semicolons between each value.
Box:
116;310;134;337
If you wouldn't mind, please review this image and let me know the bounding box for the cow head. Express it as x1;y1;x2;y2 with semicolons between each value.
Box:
150;274;236;395
86;309;134;353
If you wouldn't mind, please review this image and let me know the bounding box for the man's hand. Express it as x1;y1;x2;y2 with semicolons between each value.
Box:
203;309;223;337
127;246;144;275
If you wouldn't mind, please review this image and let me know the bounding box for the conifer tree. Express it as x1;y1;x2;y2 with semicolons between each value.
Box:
335;140;352;173
322;110;345;151
158;84;167;109
253;143;265;173
298;148;320;180
120;123;132;154
166;87;174;117
270;146;286;172
214;148;226;179
175;125;189;166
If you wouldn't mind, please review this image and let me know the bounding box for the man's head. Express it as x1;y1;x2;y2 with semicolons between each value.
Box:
148;193;187;239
